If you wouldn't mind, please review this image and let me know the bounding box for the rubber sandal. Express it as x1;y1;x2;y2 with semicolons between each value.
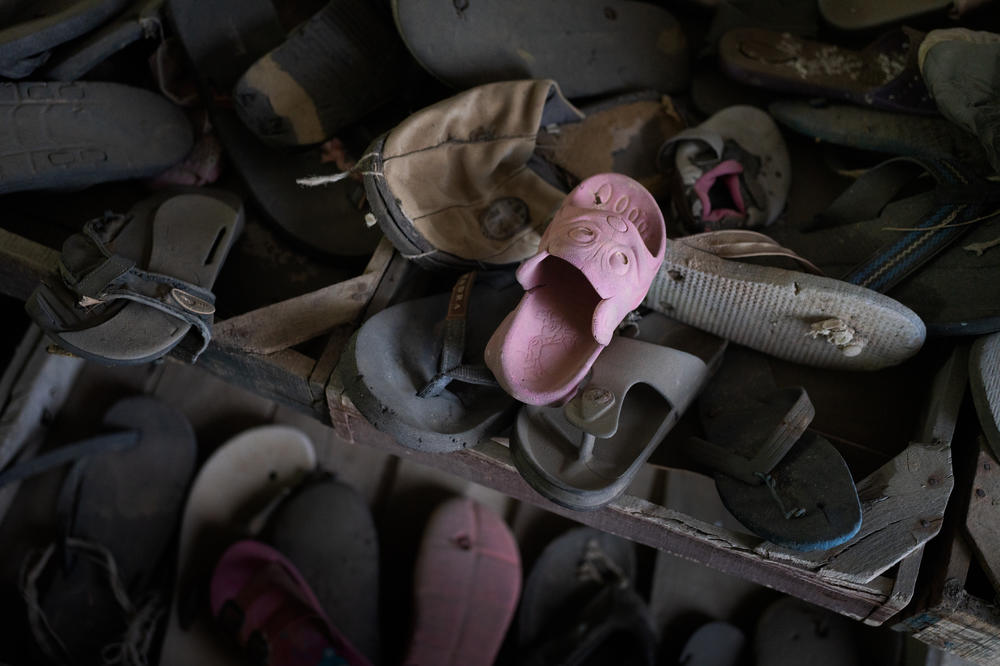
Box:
719;27;937;116
919;28;1000;174
334;270;523;452
659;105;790;232
642;230;925;370
511;312;727;510
0;81;191;194
971;333;1000;461
26;189;244;365
232;0;406;147
210;540;371;666
37;0;166;81
484;173;666;406
769;101;993;172
754;597;859;666
678;622;745;666
391;0;688;99
768;156;1000;336
14;396;195;664
158;425;316;666
260;476;380;664
688;349;862;551
166;0;381;256
819;0;993;31
516;527;657;666
0;0;131;76
362;79;683;271
403;497;520;666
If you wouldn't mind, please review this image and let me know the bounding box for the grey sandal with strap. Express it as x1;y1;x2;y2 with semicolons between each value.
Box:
511;312;727;510
26;189;243;365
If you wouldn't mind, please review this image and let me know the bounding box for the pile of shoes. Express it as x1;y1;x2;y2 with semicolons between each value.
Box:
5;0;1000;625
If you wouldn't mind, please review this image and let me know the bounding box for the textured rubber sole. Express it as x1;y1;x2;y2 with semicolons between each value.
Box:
971;333;1000;459
642;238;926;370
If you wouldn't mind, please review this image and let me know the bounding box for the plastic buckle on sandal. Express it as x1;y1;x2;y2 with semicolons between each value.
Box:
170;288;215;315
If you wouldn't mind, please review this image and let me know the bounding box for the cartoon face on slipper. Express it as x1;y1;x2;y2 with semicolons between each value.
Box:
516;174;666;345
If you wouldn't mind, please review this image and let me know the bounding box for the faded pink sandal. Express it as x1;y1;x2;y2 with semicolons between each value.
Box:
403;498;521;666
484;173;666;406
210;540;371;666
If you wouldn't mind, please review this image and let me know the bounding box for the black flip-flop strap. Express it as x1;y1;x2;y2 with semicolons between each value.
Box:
521;584;656;666
59;217;217;362
417;271;499;398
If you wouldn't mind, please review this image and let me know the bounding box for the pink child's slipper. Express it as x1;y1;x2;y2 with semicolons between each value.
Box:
210;540;371;666
485;173;666;406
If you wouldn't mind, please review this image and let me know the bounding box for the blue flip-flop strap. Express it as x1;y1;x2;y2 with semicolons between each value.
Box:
839;158;999;293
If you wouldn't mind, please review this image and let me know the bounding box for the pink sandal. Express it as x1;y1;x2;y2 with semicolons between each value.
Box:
210;540;371;666
485;173;666;406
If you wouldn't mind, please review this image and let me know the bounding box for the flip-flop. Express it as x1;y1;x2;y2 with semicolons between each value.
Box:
719;27;937;115
511;312;727;510
260;476;380;664
26;189;244;365
678;622;746;666
768;101;992;172
768;156;1000;336
158;425;317;666
334;270;523;452
210;540;371;666
688;349;862;551
0;0;131;76
11;396;195;664
37;0;166;81
0;81;192;194
971;333;1000;461
659;105;790;232
919;28;1000;174
232;0;407;147
403;497;520;666
166;0;381;256
484;173;666;406
819;0;993;30
642;230;926;370
362;79;683;271
390;0;688;99
516;527;657;666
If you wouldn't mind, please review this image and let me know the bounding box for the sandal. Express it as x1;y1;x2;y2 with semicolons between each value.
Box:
210;540;370;666
159;425;317;666
403;497;520;666
719;27;937;115
11;396;196;663
0;81;192;194
391;0;688;99
516;527;657;666
166;0;381;256
485;173;666;406
768;156;1000;336
334;270;523;452
361;79;683;271
642;230;926;370
26;189;243;365
511;312;726;510
688;349;862;551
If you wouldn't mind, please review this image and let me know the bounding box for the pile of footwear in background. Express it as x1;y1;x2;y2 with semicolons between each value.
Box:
1;0;999;663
